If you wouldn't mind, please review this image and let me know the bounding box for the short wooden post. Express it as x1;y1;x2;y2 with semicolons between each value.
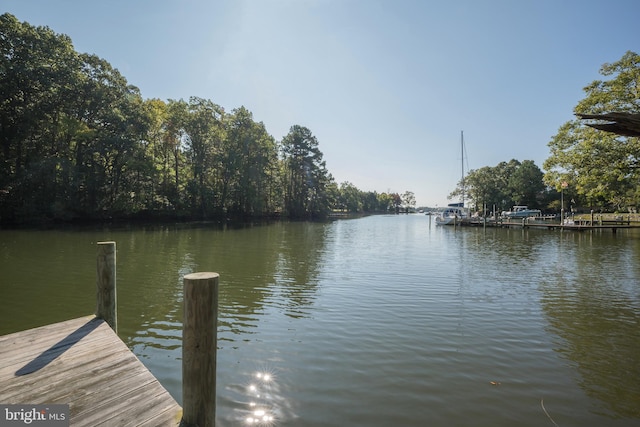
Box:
182;272;219;427
96;241;117;332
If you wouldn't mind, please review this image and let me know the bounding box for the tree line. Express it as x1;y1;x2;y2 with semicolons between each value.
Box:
3;13;637;223
0;14;413;224
450;51;640;215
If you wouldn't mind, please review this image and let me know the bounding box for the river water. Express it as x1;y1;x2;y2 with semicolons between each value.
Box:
1;215;639;426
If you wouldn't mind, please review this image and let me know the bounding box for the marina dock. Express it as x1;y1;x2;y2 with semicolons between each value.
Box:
448;217;636;232
0;242;219;427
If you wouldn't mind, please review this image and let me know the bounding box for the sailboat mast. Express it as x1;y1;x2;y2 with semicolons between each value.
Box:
461;130;464;207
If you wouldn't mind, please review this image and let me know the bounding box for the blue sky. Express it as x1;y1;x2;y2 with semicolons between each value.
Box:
5;0;639;206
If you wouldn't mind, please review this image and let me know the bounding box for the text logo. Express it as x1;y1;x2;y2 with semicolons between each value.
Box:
0;405;69;427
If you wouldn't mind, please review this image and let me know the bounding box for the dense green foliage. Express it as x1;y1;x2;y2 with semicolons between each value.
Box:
452;51;640;214
6;13;635;223
544;51;640;211
0;14;414;224
334;182;409;214
449;159;549;213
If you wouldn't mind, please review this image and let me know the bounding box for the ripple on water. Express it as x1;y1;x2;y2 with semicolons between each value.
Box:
4;219;639;426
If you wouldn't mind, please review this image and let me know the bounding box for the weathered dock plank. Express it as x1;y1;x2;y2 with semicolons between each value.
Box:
0;316;182;427
1;242;218;427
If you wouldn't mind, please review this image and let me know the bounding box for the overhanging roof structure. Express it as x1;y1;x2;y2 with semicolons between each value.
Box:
578;112;640;137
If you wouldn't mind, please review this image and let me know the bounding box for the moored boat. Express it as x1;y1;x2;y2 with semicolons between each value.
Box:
435;204;467;225
436;131;468;226
501;205;542;218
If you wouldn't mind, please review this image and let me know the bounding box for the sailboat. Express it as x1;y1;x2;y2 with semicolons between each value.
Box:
435;131;468;226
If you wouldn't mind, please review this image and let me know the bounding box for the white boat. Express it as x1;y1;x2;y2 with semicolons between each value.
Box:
436;131;467;226
501;205;542;218
435;204;467;225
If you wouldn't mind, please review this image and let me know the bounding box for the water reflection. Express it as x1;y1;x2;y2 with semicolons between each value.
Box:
539;231;640;418
112;221;328;415
108;222;328;346
269;223;328;318
0;230;96;334
3;218;640;426
439;226;640;421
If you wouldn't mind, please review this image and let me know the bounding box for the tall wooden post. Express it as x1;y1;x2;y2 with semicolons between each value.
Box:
483;203;486;229
96;241;117;332
560;186;565;229
182;272;219;427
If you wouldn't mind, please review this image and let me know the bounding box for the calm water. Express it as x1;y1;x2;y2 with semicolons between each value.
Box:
1;215;640;426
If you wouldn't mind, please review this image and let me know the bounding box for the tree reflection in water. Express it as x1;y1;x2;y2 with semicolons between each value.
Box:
540;233;640;419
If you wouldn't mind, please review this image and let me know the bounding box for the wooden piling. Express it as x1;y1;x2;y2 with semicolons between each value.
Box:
182;272;219;427
96;241;117;332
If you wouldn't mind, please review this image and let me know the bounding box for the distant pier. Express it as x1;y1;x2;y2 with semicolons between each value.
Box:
445;216;636;233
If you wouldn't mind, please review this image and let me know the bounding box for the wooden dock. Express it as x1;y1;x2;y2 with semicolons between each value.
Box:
0;242;219;427
0;315;182;426
449;218;636;232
